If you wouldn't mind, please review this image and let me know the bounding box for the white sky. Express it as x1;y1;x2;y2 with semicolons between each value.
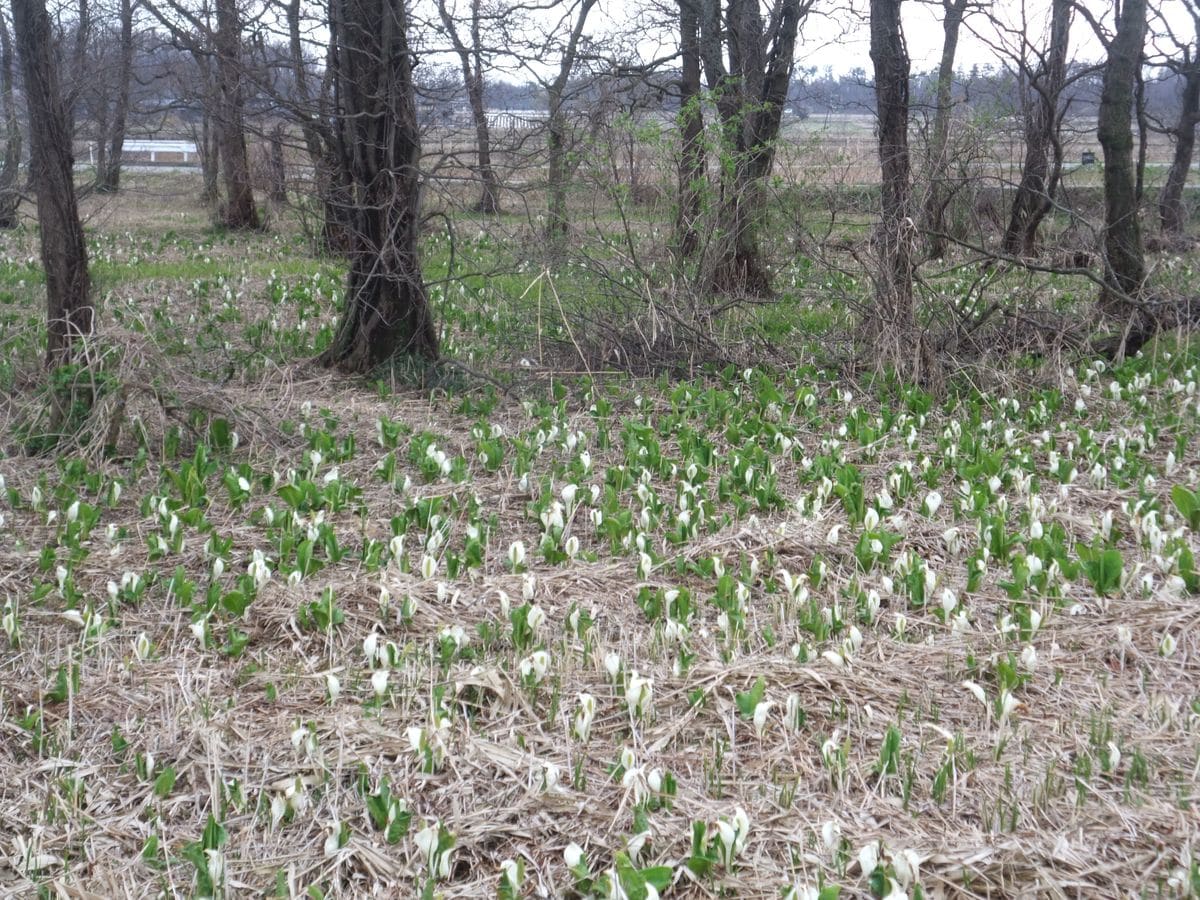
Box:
572;0;1196;79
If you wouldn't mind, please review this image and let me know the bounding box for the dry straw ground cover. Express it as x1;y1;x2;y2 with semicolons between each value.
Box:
1;185;1199;899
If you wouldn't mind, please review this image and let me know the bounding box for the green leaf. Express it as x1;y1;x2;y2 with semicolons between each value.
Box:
1171;485;1200;531
614;853;649;900
153;765;177;798
202;813;227;851
278;484;305;510
1080;546;1124;597
641;865;673;891
221;590;251;617
735;676;766;719
141;834;162;868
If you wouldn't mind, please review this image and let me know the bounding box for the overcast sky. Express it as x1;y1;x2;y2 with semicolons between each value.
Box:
574;0;1196;80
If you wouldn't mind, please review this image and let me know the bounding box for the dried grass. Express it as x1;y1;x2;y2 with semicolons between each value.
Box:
3;359;1198;898
1;182;1198;900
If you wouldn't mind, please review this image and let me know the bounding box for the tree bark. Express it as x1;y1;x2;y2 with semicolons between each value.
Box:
268;123;287;203
12;0;92;366
194;109;221;207
0;9;22;228
283;0;350;251
319;0;438;372
1001;0;1071;258
674;0;704;257
213;0;259;230
546;0;597;247
1097;0;1148;315
921;0;967;259
95;0;134;193
64;0;90;140
438;0;500;214
869;0;915;332
1160;45;1200;236
698;0;805;295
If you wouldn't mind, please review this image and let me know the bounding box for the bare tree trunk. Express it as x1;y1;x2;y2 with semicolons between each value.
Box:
1002;0;1071;258
194;111;221;206
674;0;704;257
268;123;287;204
214;0;259;230
96;0;134;193
438;0;500;213
869;0;914;333
921;0;967;259
0;9;22;228
1135;64;1148;204
546;0;597;248
547;103;568;242
64;0;90;140
698;0;804;295
283;0;350;252
319;0;438;372
1160;49;1200;236
12;0;92;366
1098;0;1148;316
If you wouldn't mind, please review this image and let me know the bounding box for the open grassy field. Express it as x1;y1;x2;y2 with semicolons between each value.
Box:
1;174;1199;899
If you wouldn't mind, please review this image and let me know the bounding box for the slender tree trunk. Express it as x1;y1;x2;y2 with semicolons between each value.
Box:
196;112;221;206
921;0;967;259
547;97;568;242
95;99;109;178
0;9;22;228
96;0;134;193
319;0;438;372
268;123;287;203
1002;0;1071;258
675;0;704;256
12;0;92;366
545;0;597;249
64;0;89;140
1160;56;1200;236
438;0;500;213
1135;65;1149;204
285;0;350;252
870;0;914;332
1097;0;1148;315
214;0;259;230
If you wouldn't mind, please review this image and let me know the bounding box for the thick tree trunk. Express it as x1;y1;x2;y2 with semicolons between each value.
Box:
319;0;438;372
438;0;500;214
921;0;967;259
12;0;92;366
870;0;914;332
698;0;803;295
1097;0;1148;315
0;9;22;228
1002;0;1071;258
1160;58;1200;236
214;0;259;230
95;0;134;193
675;0;704;257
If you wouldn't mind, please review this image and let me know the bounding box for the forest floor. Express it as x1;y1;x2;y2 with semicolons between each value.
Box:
1;176;1199;899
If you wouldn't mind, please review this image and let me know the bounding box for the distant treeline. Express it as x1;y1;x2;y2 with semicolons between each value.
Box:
448;62;1191;123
